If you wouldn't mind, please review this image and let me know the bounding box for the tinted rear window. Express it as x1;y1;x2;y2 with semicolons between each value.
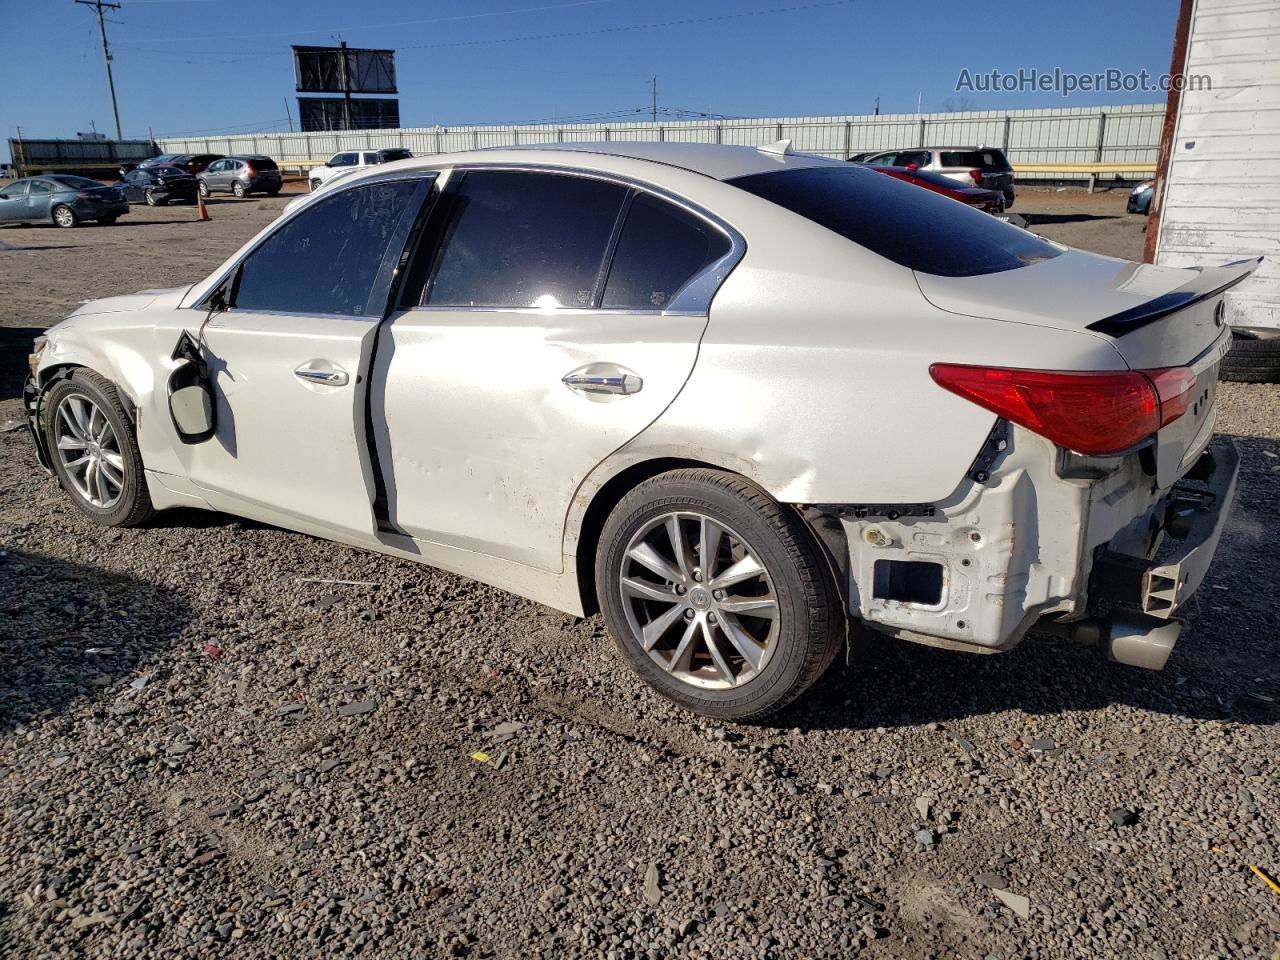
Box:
250;157;278;170
939;150;1009;169
728;165;1059;278
378;149;412;162
51;176;102;189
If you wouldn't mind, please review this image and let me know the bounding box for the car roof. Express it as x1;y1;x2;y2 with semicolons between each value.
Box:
400;141;840;182
226;154;270;160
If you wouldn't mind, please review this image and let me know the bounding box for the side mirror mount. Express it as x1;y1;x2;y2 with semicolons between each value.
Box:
167;331;216;444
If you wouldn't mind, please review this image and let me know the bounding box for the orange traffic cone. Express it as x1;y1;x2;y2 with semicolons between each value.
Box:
196;192;210;222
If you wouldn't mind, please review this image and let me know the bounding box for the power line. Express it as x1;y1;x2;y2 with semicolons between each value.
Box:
74;0;123;140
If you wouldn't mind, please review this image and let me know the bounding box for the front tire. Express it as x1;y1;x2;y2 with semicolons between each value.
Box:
198;181;210;198
52;205;78;228
309;179;322;192
596;469;842;720
42;371;154;527
145;189;160;206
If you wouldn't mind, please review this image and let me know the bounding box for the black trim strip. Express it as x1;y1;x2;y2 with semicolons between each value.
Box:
1086;257;1261;337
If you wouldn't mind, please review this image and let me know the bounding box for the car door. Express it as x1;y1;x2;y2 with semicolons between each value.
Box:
204;159;226;191
120;170;145;202
0;180;29;222
373;167;739;571
26;179;56;220
180;174;435;537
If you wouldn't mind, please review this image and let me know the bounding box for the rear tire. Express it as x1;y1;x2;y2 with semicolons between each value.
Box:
98;215;118;226
1220;333;1280;383
232;181;246;198
596;468;843;721
309;179;322;192
52;205;78;228
42;370;154;527
145;190;160;207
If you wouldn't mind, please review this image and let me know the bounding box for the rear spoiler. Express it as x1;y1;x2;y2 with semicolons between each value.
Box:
1087;257;1263;337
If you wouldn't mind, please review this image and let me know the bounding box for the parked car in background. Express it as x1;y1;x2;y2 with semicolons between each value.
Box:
1128;179;1155;214
861;146;1016;209
308;148;414;191
23;142;1251;720
140;153;223;175
198;156;282;198
0;175;128;227
118;165;197;205
846;151;878;163
868;165;1005;213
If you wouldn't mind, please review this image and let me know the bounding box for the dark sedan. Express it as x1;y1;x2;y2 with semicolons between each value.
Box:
869;165;1006;213
0;175;128;227
139;153;223;175
118;165;198;206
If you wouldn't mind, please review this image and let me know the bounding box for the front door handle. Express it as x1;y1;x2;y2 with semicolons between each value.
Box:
294;364;349;387
562;370;643;396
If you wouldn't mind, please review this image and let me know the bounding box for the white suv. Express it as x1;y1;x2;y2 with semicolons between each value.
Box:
308;148;414;191
861;146;1015;209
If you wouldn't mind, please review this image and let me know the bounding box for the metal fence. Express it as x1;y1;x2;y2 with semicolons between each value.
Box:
158;103;1163;182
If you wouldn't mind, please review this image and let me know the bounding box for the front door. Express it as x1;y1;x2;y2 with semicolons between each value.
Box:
374;168;737;571
180;175;434;538
0;180;29;222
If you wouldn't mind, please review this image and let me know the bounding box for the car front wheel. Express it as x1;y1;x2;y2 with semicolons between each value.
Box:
198;181;209;198
42;371;154;527
596;469;842;720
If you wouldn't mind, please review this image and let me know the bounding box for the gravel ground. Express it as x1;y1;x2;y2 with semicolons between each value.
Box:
1;186;1279;959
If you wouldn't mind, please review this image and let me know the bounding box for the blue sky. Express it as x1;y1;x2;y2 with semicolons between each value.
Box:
3;0;1177;148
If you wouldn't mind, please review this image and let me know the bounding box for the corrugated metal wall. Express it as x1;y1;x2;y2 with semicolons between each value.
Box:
1155;0;1280;331
157;103;1163;182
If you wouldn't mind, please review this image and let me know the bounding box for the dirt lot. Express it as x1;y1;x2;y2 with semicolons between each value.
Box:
1;185;1278;960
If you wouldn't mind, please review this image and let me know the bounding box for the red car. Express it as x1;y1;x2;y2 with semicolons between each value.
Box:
869;165;1005;213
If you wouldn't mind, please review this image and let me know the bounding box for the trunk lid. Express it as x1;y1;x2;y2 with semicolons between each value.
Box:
916;250;1261;487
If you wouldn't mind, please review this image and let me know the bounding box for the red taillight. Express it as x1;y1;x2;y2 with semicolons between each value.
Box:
244;163;255;175
929;363;1195;455
969;168;983;185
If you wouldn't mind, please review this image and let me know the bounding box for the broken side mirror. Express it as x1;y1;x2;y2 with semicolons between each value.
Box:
167;330;216;444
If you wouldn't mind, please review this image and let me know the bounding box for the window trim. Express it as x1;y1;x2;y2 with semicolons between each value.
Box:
192;170;439;313
408;162;745;317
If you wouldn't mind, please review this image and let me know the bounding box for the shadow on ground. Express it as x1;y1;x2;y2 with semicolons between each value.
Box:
0;549;193;733
1023;212;1121;226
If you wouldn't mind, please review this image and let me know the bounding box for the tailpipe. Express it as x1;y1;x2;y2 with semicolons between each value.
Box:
1103;610;1181;671
1049;610;1182;671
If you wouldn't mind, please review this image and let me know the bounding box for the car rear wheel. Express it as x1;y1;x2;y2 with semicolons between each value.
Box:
310;179;322;192
52;205;78;228
596;469;843;720
43;371;154;527
232;181;246;198
145;189;160;206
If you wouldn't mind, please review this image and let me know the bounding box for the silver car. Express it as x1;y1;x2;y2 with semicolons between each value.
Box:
23;142;1252;719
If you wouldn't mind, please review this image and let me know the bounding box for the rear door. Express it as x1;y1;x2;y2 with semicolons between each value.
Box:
181;174;434;536
26;179;56;220
373;167;738;571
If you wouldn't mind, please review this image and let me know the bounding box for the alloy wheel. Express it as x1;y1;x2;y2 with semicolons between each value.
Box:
619;511;779;690
54;394;125;509
53;206;75;227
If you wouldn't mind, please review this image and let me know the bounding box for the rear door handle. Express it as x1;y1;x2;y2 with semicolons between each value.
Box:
562;368;643;396
294;364;349;387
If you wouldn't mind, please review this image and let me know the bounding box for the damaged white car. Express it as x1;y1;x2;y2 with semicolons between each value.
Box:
24;142;1256;719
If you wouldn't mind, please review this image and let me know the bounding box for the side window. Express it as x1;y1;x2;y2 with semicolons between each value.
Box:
233;179;425;316
899;151;930;168
0;182;28;199
602;194;731;310
425;170;628;309
29;179;54;195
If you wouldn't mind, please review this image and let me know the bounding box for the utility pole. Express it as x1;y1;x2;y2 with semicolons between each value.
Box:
650;76;657;123
339;40;353;130
284;97;295;133
75;0;123;140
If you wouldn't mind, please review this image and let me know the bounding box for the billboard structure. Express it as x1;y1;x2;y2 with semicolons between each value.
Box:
292;44;399;131
298;98;401;132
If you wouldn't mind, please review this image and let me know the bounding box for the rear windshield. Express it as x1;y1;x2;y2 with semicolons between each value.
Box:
939;149;1009;170
377;149;412;162
51;175;102;189
728;165;1059;277
247;157;278;170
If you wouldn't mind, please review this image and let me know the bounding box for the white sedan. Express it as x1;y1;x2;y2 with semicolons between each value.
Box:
23;142;1254;719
